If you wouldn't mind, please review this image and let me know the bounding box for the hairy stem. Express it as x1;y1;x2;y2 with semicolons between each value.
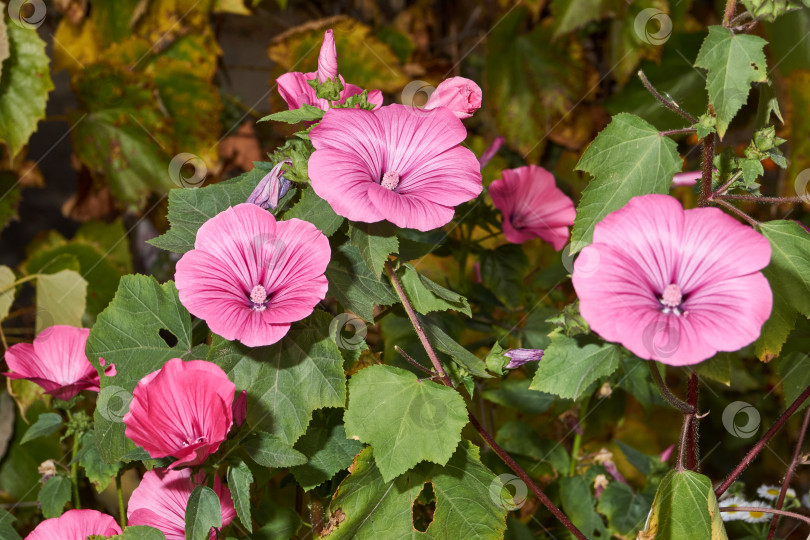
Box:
638;71;698;124
386;261;586;539
660;128;697;137
394;345;435;376
723;0;738;26
716;384;810;497
686;373;699;471
766;406;810;540
720;507;810;527
710;170;743;198
714;199;760;227
716;194;806;204
699;133;715;207
649;363;695;414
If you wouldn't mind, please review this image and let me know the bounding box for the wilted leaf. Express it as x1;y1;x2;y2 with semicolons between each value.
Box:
36;270;88;333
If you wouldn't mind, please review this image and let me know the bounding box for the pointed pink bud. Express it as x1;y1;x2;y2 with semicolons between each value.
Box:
232;390;247;427
660;444;675;463
317;29;339;83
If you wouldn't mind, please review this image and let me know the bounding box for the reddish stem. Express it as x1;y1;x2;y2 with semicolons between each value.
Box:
716;194;805;204
716;384;810;497
468;414;587;540
766;406;810;540
723;0;738;27
699;133;715;207
385;261;587;540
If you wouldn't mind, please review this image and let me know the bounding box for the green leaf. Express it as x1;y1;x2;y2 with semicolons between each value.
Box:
227;460;253;532
74;220;133;274
0;509;22;540
639;470;728;539
291;409;364;491
0;172;21;232
0;19;53;157
185;486;223;540
419;316;491;378
0;7;8;81
108;526;167;540
208;310;346;445
398;263;471;317
20;413;62;445
242;431;308;468
87;275;195;463
560;475;609;539
251;505;302;540
482;379;555;415
348;222;399;277
495;421;570;475
777;352;810;415
597;481;654;537
35;270;87;333
73;431;120;491
530;334;622;400
38;475;72;519
0;265;15;321
323;442;508;539
571;113;682;253
552;0;606;35
282;188;344;236
756;221;810;359
149;169;263;254
480;245;530;307
258;104;325;124
343;365;468;482
325;243;398;322
694;26;768;138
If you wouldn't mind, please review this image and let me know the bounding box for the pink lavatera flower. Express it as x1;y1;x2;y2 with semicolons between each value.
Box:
489;165;576;250
276;29;383;110
4;326;108;401
26;509;121;539
572;194;772;366
424;76;483;119
128;468;236;540
123;358;236;467
308;104;483;231
175;203;330;347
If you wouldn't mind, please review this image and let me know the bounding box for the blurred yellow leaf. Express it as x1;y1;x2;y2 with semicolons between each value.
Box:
214;0;251;14
268;16;408;93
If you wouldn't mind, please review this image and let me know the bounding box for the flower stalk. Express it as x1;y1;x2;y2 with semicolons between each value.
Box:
766;405;810;540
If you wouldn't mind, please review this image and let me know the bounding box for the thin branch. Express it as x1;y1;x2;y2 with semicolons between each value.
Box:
711;170;743;198
713;199;760;228
716;194;806;204
469;413;587;540
723;0;738;27
686;373;699;471
766;406;810;540
716;384;810;497
649;363;695;414
719;507;810;527
394;345;435;376
677;410;693;471
638;71;698;124
385;261;587;540
660;128;697;137
699;133;716;207
385;262;453;387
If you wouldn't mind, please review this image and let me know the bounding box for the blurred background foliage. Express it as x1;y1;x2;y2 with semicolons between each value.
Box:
0;0;810;537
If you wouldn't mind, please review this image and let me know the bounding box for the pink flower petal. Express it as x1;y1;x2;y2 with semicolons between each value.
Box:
26;509;121;539
128;468;235;540
489;166;575;250
424;76;483;119
123;359;235;465
573;194;772;365
317;29;338;82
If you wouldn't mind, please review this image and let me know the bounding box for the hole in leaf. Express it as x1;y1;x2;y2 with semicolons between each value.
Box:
159;328;178;348
412;482;435;532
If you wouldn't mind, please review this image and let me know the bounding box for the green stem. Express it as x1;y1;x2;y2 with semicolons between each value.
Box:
569;432;581;476
66;411;80;509
0;274;39;295
116;473;126;529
